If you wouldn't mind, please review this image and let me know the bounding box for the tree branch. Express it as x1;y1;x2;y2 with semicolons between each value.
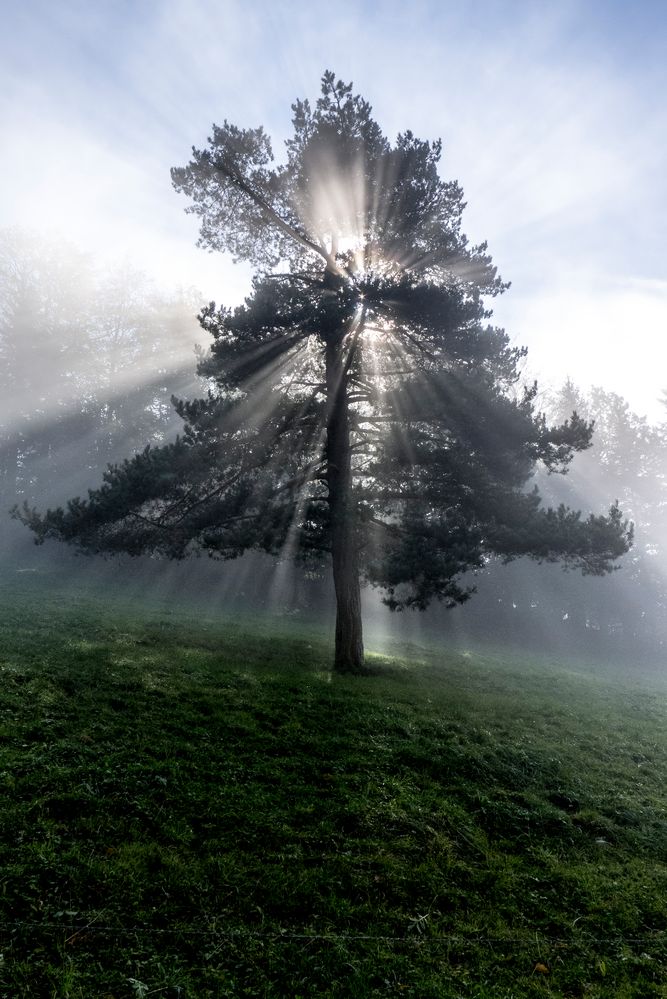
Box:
213;157;349;279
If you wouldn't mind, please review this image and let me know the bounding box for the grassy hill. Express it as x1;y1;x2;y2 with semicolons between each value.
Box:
1;575;666;997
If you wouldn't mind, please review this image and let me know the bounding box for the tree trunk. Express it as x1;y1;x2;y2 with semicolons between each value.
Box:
325;334;364;673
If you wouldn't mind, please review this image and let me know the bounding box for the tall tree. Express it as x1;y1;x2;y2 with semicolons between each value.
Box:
15;74;631;672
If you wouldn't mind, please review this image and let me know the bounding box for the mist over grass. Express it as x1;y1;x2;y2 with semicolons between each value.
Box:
4;541;665;682
1;577;666;996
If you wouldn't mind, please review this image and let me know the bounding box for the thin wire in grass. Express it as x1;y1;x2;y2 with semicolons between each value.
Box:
3;921;667;946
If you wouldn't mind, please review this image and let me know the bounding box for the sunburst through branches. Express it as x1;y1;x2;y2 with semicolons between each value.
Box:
16;72;631;673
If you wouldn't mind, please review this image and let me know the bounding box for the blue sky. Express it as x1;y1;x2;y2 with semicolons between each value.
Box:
2;0;666;417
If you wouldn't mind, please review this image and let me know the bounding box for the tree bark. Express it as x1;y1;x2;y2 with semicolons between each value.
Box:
325;333;364;673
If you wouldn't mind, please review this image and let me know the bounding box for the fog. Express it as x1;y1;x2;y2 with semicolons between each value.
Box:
2;228;665;673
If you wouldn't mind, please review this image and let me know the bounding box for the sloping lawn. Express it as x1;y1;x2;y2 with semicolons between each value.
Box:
1;578;666;997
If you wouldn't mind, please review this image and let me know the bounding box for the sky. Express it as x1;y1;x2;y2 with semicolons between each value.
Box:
2;0;666;419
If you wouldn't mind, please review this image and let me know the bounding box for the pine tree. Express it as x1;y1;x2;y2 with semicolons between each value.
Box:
14;73;631;673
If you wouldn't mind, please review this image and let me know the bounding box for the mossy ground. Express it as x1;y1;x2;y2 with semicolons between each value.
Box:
1;575;666;997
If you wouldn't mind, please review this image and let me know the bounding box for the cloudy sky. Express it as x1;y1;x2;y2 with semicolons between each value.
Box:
2;0;666;417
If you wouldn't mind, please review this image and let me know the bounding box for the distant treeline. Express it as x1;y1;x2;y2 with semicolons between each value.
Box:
2;229;666;660
0;228;205;511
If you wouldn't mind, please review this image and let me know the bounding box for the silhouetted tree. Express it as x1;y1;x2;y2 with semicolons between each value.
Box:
15;74;631;672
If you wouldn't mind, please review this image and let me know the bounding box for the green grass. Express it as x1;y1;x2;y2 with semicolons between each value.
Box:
1;575;667;997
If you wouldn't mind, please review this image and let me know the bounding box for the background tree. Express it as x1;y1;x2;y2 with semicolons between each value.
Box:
0;229;94;512
538;382;664;648
15;74;631;672
455;379;665;658
0;229;204;560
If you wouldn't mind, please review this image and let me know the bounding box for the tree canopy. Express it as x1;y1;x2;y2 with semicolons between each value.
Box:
15;73;632;672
